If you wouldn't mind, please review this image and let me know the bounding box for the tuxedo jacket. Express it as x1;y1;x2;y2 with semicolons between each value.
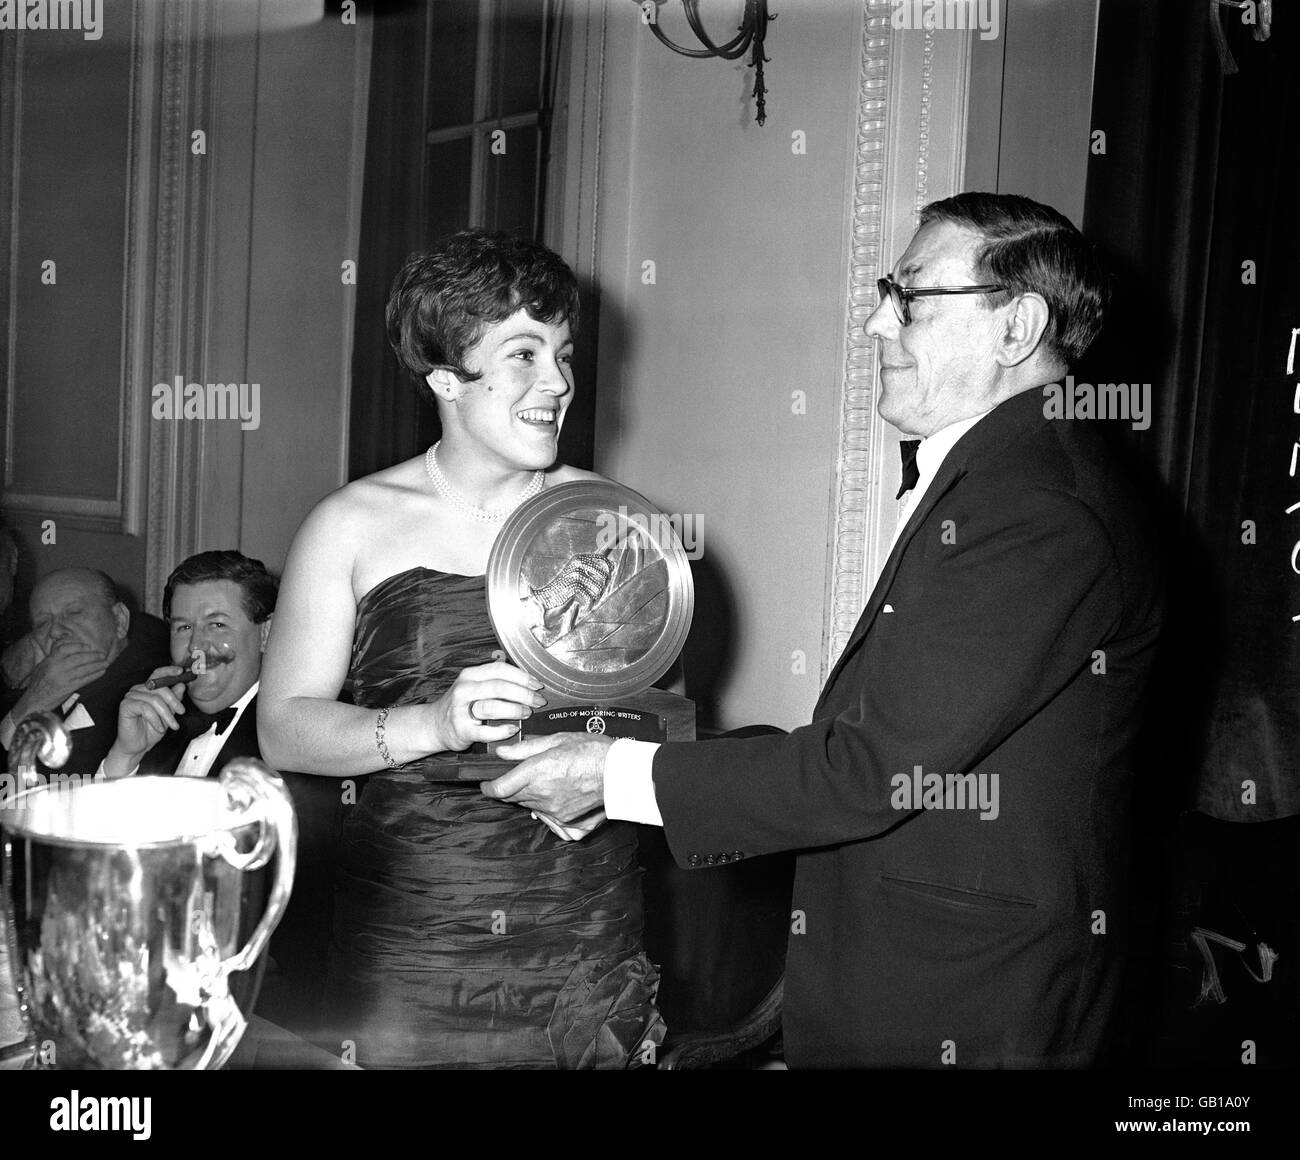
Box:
137;694;262;778
653;388;1164;1069
55;632;170;778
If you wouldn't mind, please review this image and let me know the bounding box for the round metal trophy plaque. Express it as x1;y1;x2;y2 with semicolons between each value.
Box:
487;480;694;704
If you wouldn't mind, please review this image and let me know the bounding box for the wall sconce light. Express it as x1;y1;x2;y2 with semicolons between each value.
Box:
1209;0;1272;75
636;1;776;125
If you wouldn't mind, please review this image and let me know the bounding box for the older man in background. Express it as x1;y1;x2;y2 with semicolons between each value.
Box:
487;193;1165;1069
0;567;168;777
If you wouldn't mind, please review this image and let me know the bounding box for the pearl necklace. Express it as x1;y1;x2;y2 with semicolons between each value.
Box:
424;441;545;524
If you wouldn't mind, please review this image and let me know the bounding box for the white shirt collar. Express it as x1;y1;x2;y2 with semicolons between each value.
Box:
173;681;259;780
914;409;992;483
194;679;259;729
227;679;259;718
890;409;994;552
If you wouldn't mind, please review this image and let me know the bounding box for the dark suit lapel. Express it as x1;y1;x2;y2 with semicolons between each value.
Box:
816;462;966;710
138;695;260;778
815;389;1050;711
137;726;189;778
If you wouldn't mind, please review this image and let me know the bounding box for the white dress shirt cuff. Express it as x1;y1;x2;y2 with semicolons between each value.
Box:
96;757;139;781
603;738;664;827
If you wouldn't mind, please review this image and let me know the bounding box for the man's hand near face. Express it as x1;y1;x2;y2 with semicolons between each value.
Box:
0;641;112;752
483;733;614;822
100;666;191;779
10;640;109;715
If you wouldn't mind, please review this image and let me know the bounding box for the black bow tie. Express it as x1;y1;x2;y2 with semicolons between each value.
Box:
176;702;238;741
897;439;922;499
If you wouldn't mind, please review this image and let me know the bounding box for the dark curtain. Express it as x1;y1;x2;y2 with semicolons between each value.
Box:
349;0;432;481
348;0;593;481
1083;0;1299;824
1085;1;1300;1068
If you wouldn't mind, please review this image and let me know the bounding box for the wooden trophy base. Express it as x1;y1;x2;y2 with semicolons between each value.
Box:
415;689;695;781
520;687;696;744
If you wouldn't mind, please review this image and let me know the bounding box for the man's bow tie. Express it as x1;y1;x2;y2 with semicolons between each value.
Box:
897;439;922;499
177;702;238;741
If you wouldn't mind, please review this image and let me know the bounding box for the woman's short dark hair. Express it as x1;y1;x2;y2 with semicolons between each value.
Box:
386;230;580;393
919;193;1107;366
163;550;278;624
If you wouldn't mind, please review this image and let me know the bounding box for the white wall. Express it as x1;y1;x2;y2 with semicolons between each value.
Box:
207;7;371;573
965;0;1099;226
0;2;371;608
591;2;864;730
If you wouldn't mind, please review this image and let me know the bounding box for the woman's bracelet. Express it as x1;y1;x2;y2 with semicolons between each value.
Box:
375;707;399;769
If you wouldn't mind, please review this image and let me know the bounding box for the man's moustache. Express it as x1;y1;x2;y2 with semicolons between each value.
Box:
193;654;234;668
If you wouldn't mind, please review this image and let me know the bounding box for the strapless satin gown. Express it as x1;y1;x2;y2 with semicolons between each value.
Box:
321;568;665;1068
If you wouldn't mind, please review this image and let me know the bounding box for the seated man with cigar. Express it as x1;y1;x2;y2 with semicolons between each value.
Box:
102;548;344;1039
100;550;273;780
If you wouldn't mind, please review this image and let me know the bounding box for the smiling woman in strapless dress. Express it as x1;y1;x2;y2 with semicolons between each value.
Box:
258;231;664;1069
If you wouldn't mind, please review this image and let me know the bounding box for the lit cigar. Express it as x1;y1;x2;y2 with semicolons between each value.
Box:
144;652;206;690
144;668;200;690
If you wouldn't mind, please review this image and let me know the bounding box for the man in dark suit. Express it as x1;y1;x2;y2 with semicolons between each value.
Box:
0;567;169;777
100;551;275;782
484;193;1164;1068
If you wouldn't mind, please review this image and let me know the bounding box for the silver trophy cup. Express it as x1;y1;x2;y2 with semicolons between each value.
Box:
0;724;297;1070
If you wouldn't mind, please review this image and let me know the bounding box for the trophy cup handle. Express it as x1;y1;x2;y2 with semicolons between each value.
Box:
10;710;73;790
213;758;298;975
